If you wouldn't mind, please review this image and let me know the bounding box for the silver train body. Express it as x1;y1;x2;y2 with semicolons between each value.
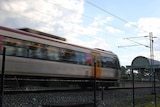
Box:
0;26;120;85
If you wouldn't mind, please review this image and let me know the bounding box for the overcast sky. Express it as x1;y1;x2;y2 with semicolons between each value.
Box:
0;0;160;66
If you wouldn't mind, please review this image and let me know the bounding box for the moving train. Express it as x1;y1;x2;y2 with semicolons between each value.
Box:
0;26;120;87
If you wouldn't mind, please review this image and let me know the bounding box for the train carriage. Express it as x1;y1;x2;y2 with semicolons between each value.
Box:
0;26;120;88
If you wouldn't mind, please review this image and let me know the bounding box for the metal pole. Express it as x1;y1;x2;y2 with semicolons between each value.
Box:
0;47;6;107
101;87;104;101
94;61;97;107
132;68;135;107
149;32;153;82
149;32;156;107
154;70;157;107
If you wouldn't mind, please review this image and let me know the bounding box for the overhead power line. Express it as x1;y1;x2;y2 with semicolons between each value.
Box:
1;0;151;50
86;1;128;23
86;0;147;32
125;38;149;48
118;44;149;48
4;0;140;38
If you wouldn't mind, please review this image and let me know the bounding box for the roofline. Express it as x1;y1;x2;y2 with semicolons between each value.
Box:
19;28;66;41
131;56;160;66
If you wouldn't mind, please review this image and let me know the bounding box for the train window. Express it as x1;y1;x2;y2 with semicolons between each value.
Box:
101;56;117;68
74;51;80;64
12;39;28;57
27;42;38;58
101;56;106;67
58;49;89;65
1;35;93;67
69;50;77;64
86;53;92;66
47;46;60;61
4;45;16;56
27;42;48;59
74;51;86;65
59;48;76;63
3;37;15;55
2;37;27;57
115;58;120;69
78;52;86;65
39;44;48;59
106;57;114;68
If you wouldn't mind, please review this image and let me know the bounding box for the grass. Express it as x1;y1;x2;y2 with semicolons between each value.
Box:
124;95;160;107
135;101;160;107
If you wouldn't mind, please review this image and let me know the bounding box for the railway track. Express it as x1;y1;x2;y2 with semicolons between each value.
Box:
2;78;160;96
4;85;159;95
3;86;160;107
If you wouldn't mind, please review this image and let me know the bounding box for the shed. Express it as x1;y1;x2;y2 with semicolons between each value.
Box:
127;56;160;80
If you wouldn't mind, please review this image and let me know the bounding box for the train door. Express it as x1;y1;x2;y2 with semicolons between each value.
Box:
91;52;101;78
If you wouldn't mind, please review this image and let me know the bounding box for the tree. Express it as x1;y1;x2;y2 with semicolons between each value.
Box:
120;66;128;79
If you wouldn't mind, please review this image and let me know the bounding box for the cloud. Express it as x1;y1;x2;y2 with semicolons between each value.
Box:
90;16;113;26
138;18;160;32
126;17;160;37
123;18;160;62
106;26;124;33
0;0;85;33
0;0;103;36
137;18;160;55
154;51;160;61
0;0;109;49
124;22;137;28
67;35;110;49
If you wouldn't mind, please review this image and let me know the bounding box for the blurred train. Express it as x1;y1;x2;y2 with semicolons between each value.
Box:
0;26;120;88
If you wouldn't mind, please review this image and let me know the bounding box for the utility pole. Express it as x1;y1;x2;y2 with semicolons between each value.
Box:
0;47;6;107
149;32;154;81
149;32;156;107
93;60;97;107
118;33;157;107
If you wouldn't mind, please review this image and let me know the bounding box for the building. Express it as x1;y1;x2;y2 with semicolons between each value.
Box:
126;56;160;80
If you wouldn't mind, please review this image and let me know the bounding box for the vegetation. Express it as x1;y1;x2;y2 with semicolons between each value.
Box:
120;66;129;79
125;95;160;107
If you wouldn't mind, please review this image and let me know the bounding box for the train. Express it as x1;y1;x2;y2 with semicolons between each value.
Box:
0;26;121;88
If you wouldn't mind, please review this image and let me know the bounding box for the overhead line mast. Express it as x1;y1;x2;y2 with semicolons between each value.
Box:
118;33;157;107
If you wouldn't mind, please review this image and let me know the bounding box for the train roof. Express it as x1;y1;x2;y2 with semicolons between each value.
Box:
19;28;66;41
0;26;117;56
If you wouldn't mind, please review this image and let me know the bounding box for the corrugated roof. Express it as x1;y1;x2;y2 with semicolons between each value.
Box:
131;56;160;68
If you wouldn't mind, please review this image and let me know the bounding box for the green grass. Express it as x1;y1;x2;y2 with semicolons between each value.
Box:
136;101;160;107
124;95;160;107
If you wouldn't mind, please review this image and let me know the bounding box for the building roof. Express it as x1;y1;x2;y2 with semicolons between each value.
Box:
127;56;160;69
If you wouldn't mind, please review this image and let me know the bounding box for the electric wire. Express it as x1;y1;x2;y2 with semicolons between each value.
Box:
86;0;148;34
0;0;121;47
1;0;157;51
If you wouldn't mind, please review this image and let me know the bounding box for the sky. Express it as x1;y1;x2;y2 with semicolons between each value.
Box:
0;0;160;66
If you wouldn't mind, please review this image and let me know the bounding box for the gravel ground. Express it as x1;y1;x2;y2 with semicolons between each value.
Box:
3;88;160;107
